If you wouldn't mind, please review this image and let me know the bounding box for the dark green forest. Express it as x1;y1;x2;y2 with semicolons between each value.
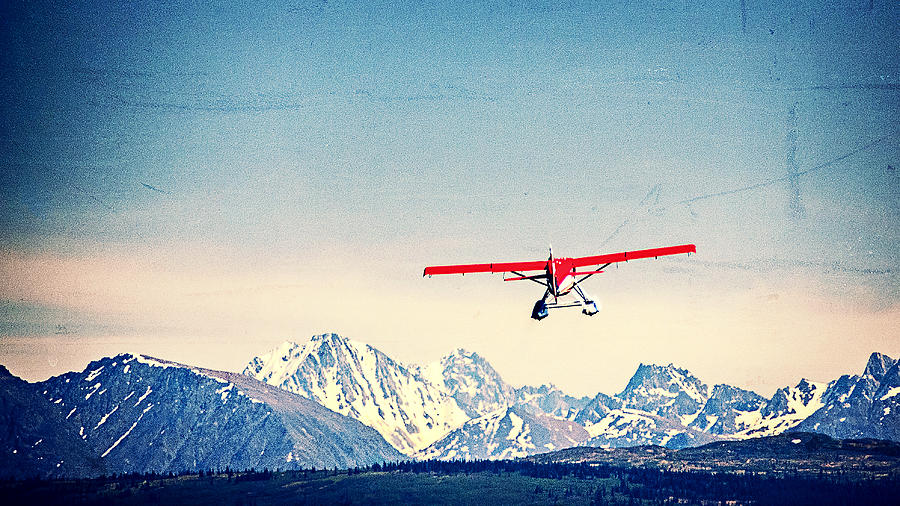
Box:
3;459;897;505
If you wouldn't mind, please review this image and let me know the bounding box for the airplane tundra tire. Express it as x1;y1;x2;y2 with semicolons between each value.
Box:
532;299;549;320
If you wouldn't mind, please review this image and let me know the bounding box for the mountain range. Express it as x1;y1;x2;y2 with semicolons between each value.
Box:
1;331;898;477
244;333;900;460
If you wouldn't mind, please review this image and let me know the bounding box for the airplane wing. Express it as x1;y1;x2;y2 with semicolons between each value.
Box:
424;260;548;276
571;244;696;268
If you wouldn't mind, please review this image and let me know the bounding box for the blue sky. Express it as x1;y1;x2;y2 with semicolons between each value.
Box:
1;0;898;395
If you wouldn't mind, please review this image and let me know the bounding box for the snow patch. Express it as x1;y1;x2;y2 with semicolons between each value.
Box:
879;387;900;401
95;405;119;429
101;404;152;458
85;383;101;400
134;386;152;406
134;355;176;369
85;366;104;382
216;383;234;402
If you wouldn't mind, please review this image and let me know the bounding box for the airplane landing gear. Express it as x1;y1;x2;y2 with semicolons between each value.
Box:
531;299;549;320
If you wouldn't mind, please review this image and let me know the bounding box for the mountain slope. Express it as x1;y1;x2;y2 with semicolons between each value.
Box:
414;348;516;418
687;384;767;435
793;374;880;439
871;363;900;441
39;354;403;474
574;392;623;427
244;333;468;455
515;384;591;420
737;378;827;438
583;407;719;449
416;404;589;460
0;366;104;479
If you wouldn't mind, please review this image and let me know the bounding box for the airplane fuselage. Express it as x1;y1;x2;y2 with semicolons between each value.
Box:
546;256;582;297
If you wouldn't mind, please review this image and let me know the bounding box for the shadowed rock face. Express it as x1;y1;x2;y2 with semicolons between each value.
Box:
872;364;900;442
0;366;104;479
37;354;403;475
865;353;897;383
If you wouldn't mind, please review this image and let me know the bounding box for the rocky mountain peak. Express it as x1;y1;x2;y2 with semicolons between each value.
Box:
864;352;897;382
244;334;468;455
688;384;767;435
760;378;826;420
618;362;709;420
419;348;516;419
32;352;403;475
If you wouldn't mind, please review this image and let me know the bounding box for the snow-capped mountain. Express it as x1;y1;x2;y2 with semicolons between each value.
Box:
243;333;469;455
242;335;898;457
865;352;897;382
793;353;900;442
245;340;900;457
737;378;828;438
618;363;709;423
687;384;767;435
549;354;898;451
793;374;879;439
574;392;623;427
515;384;592;420
414;348;516;418
571;365;718;449
416;404;589;460
3;336;898;472
36;354;402;474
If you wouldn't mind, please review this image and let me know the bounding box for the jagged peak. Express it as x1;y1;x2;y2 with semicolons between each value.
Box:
710;383;760;395
519;383;562;394
310;332;345;342
442;348;481;362
794;378;823;390
864;352;897;382
622;362;704;389
632;362;696;377
254;334;376;364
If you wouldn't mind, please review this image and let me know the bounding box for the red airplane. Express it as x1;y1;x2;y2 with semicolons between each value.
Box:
424;244;696;320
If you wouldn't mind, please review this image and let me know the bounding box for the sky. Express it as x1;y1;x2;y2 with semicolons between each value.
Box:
1;0;898;398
